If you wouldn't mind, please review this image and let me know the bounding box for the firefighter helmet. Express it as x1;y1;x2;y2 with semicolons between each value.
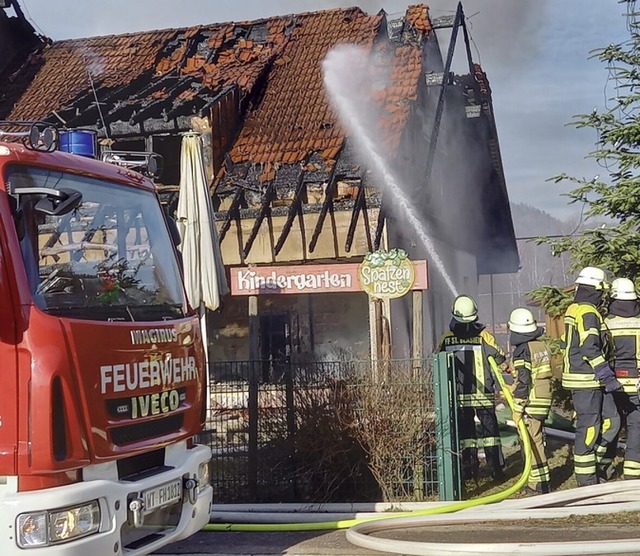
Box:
575;266;607;290
611;278;637;300
508;308;537;334
452;295;478;323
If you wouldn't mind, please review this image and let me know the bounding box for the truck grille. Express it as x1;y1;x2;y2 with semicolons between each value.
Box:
110;414;184;446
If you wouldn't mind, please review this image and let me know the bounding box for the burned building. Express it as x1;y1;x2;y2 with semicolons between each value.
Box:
0;2;518;372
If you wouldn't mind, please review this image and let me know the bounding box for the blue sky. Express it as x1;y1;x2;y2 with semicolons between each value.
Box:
19;0;629;224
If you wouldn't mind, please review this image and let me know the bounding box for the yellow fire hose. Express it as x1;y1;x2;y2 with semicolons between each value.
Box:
202;356;532;532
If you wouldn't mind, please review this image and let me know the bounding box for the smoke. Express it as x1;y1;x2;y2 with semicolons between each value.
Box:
322;44;458;296
427;0;550;70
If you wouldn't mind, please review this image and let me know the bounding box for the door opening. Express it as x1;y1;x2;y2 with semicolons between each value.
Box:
259;314;291;383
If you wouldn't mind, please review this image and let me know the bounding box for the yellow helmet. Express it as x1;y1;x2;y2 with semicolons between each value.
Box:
611;278;637;300
452;295;478;323
508;308;537;334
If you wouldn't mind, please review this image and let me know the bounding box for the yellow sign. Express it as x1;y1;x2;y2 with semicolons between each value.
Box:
358;249;415;299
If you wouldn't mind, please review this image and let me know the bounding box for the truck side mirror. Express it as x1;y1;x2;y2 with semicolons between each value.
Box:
14;187;82;217
34;188;82;216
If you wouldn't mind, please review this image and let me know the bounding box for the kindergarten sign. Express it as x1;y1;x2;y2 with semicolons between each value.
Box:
230;256;427;296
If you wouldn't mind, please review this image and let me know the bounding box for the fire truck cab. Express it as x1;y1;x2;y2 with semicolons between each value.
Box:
0;123;212;555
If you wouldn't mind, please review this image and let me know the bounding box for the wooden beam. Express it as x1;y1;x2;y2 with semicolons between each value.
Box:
373;200;386;251
412;290;423;378
274;173;306;256
242;183;276;259
218;187;244;242
345;182;365;252
308;173;338;253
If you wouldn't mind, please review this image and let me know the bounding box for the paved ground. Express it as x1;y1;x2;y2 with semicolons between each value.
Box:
154;521;640;556
154;529;394;555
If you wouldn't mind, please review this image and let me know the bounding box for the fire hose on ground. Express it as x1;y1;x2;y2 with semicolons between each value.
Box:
201;358;640;555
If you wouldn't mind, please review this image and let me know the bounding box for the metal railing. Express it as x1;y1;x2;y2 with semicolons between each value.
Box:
199;359;439;503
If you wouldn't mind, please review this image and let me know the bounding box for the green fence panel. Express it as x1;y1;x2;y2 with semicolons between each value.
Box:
432;352;461;501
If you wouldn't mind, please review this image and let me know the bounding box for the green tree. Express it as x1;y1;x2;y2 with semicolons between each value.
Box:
533;1;640;314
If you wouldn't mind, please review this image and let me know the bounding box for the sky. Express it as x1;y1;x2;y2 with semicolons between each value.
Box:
17;0;629;224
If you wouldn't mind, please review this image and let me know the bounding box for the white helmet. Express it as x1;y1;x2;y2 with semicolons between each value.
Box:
452;295;478;323
508;308;537;334
611;278;637;300
575;266;607;290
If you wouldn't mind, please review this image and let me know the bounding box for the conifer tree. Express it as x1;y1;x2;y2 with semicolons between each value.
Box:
532;1;640;312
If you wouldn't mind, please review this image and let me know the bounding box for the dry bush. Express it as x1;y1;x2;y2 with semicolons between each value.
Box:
255;376;378;503
332;361;437;501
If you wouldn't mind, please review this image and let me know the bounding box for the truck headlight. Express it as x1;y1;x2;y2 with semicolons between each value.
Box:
198;461;211;493
17;500;100;548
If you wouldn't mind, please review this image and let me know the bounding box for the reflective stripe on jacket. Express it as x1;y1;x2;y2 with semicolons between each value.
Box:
512;340;553;419
438;329;506;407
562;302;607;390
604;315;640;394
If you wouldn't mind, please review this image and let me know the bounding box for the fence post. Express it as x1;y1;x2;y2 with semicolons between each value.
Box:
432;352;461;501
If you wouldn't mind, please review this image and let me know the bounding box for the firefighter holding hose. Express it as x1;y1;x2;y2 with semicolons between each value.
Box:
507;308;553;494
437;294;507;481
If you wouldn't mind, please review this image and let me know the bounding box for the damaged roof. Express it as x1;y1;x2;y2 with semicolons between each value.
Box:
1;5;428;168
0;3;519;272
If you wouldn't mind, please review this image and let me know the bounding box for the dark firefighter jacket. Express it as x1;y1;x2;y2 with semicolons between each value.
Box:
562;288;610;390
510;327;552;420
437;319;506;408
605;299;640;395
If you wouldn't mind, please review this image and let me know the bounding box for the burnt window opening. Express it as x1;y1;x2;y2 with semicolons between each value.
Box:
306;182;325;204
152;135;181;185
105;137;146;153
99;135;181;186
260;314;291;384
335;178;361;201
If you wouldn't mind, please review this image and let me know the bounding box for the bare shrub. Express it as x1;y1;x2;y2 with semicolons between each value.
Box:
333;361;437;501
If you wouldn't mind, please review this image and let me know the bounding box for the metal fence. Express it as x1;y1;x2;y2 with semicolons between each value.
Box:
198;359;439;504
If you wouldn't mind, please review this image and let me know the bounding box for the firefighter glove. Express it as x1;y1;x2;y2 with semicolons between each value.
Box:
603;376;623;393
594;364;619;387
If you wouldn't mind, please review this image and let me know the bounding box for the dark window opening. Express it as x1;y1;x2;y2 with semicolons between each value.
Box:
152;135;181;185
260;314;291;383
106;137;146;153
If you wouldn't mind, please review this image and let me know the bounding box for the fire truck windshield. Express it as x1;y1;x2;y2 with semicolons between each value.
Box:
6;164;187;321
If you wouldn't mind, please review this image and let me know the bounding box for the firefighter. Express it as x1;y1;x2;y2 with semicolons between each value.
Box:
507;308;552;494
437;294;507;481
604;277;640;480
563;266;621;486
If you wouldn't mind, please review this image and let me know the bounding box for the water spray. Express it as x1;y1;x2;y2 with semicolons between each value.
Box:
321;45;458;297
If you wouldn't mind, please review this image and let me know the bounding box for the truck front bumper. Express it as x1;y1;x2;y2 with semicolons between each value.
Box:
0;442;212;555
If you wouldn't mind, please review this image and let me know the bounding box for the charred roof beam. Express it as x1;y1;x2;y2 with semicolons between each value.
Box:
373;196;386;251
128;77;199;125
218;187;245;242
242;182;276;259
308;167;339;253
423;2;465;189
345;182;372;253
274;173;307;256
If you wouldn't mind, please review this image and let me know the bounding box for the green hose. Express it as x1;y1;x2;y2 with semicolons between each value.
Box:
203;357;532;532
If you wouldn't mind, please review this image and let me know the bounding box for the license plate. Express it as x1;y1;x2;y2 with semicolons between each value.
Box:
143;479;182;513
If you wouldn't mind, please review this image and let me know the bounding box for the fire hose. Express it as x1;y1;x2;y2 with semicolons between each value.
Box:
202;356;534;534
201;358;640;554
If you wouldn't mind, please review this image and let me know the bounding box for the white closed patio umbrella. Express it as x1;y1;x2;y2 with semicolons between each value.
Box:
176;133;229;414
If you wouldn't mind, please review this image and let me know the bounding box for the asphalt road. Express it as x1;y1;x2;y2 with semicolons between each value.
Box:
154;529;393;555
155;522;640;556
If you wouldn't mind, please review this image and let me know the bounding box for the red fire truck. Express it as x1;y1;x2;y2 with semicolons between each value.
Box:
0;123;212;554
